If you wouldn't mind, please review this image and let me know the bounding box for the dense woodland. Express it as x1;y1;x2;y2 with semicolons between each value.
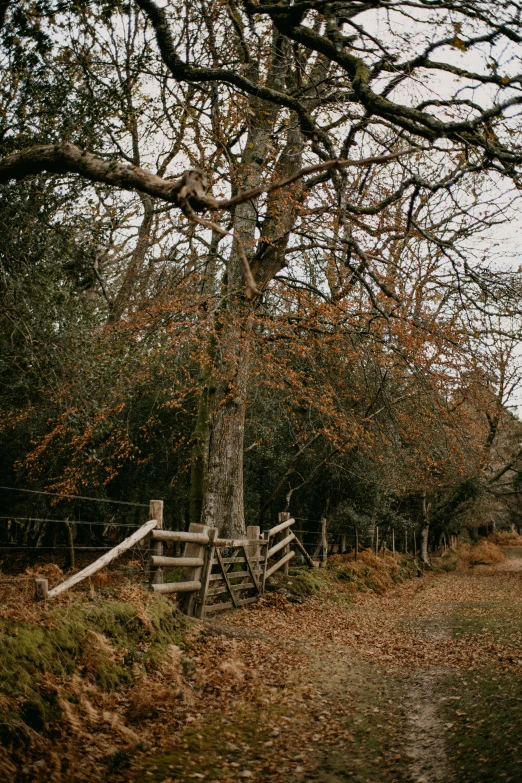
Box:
2;0;522;563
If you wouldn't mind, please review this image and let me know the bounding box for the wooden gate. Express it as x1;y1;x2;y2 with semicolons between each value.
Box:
152;516;315;617
196;527;267;617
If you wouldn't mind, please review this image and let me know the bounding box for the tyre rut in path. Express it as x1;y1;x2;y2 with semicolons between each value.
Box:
222;561;522;782
403;667;450;783
298;595;454;783
402;615;452;783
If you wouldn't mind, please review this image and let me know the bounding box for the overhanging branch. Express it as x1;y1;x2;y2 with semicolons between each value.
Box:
0;142;415;214
0;143;211;210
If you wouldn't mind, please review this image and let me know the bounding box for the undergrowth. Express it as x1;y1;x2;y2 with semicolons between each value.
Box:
457;541;505;568
269;550;437;600
490;530;522;547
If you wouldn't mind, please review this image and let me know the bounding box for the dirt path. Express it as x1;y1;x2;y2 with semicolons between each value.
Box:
131;558;522;783
403;668;449;783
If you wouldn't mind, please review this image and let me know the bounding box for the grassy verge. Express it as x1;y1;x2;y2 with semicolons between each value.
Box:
134;659;413;783
311;660;412;783
0;590;187;740
134;706;277;782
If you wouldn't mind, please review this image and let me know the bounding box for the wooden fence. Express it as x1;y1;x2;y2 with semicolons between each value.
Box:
34;503;315;615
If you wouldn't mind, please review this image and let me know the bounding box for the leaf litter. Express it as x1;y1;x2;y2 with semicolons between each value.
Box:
4;552;522;781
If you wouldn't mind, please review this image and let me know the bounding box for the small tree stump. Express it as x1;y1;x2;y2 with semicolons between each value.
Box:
35;578;48;601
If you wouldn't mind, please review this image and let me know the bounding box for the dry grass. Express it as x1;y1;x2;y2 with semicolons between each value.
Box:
327;549;418;595
329;549;398;568
490;530;522;547
458;540;505;568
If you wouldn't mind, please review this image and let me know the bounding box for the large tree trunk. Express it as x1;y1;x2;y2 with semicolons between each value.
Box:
196;31;313;536
197;202;260;537
196;31;287;537
202;321;251;537
189;369;216;526
188;231;221;526
420;492;431;564
201;125;306;536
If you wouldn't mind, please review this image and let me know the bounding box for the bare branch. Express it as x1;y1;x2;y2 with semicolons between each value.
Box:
183;209;261;300
213;148;418;209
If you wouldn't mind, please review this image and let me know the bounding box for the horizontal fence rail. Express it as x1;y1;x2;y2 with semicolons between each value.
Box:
151;530;210;544
45;518;158;599
151;580;202;594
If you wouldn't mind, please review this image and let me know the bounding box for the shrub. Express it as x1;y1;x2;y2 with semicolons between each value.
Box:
490;530;522;547
458;541;505;567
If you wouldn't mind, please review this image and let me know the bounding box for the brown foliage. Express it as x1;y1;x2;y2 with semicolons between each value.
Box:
458;540;505;567
490;530;522;547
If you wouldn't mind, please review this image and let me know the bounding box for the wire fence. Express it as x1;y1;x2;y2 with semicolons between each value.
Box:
0;487;156;588
0;486;447;592
0;516;142;528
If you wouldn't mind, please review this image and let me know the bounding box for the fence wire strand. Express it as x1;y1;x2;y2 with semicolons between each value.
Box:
0;485;148;507
0;516;142;528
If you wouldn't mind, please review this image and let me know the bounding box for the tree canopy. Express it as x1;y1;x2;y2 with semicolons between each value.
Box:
1;0;522;552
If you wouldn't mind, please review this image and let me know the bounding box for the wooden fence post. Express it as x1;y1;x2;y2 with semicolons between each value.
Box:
194;527;217;618
392;529;395;557
247;525;261;583
35;578;48;601
261;530;269;594
278;513;291;575
354;527;358;561
320;517;328;566
179;523;209;617
65;519;75;570
375;526;379;556
149;499;164;586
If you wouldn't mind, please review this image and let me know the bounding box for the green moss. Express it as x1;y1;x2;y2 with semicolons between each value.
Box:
285;567;331;595
0;593;187;734
331;556;418;594
432;551;459;572
266;567;333;598
269;556;421;601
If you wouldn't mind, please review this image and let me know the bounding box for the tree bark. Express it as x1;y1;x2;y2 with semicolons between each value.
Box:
202;316;251;537
198;29;289;537
195;31;327;537
420;492;431;564
109;195;154;321
189;371;216;526
188;232;221;526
